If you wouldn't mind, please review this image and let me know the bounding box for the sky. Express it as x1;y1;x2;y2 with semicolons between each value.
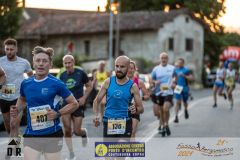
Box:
25;0;108;11
218;0;240;29
25;0;240;29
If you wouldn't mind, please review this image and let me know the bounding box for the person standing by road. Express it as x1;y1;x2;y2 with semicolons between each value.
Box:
93;56;144;140
151;52;175;137
0;38;33;137
59;54;92;160
10;46;78;160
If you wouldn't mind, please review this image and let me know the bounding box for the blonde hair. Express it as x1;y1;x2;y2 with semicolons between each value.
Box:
130;60;137;69
159;52;168;59
62;54;74;61
32;46;54;61
98;60;106;65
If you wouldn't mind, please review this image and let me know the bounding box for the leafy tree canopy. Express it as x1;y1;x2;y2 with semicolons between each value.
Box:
0;0;23;40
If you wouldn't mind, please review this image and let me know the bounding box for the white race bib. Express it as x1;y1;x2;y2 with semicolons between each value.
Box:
107;119;126;135
1;83;16;99
160;84;169;92
174;85;183;94
29;105;54;131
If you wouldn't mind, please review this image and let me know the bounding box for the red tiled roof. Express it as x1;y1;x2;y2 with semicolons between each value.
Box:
18;8;194;37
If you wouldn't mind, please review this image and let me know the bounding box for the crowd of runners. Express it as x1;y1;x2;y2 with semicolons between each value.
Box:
0;38;238;160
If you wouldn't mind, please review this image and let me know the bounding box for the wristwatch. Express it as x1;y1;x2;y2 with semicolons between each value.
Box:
56;111;61;118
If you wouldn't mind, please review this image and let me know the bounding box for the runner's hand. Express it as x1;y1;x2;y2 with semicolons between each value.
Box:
10;105;18;118
93;116;100;127
172;82;176;89
155;80;160;85
129;104;137;114
47;109;57;120
78;97;86;106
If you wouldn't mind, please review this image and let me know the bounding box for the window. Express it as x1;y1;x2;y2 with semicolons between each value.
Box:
186;38;193;51
84;40;90;56
168;38;174;51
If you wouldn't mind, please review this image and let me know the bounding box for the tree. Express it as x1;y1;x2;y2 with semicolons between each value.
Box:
107;0;227;67
221;32;240;47
0;0;23;40
110;0;225;32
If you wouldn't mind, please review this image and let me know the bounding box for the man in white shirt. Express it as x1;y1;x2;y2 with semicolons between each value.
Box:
151;52;175;137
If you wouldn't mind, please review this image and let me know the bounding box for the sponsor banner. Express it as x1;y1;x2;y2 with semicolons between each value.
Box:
95;142;145;157
0;137;238;160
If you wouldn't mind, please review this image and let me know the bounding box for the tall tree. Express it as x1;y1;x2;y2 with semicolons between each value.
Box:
112;0;225;32
0;0;23;40
107;0;227;66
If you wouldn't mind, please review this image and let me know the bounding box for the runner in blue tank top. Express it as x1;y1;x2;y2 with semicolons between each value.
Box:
173;58;193;123
10;46;78;160
93;56;144;139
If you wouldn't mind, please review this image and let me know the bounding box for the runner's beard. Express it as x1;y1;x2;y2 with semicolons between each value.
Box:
7;53;16;60
116;71;126;79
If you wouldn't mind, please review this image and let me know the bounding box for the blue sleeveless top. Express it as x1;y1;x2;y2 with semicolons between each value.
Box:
104;76;134;119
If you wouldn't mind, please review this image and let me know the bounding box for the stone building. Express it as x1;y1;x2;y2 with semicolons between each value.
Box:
17;8;204;83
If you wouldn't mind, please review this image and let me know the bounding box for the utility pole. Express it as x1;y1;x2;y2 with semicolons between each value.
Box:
108;0;114;71
115;0;120;58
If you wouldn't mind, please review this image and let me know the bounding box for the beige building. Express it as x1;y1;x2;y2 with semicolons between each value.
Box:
17;8;204;83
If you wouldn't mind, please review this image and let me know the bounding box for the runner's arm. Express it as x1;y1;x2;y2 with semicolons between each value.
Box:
139;80;150;101
93;78;110;117
78;80;93;106
131;84;144;114
10;96;26;118
47;94;78;120
83;81;93;100
0;68;6;86
26;70;33;77
58;95;78;116
221;69;227;81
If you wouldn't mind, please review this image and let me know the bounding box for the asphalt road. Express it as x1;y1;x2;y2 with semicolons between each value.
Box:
0;86;239;160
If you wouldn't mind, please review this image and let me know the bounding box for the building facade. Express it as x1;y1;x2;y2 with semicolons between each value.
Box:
17;8;204;83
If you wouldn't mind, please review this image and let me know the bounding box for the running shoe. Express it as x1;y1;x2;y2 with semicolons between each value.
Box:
174;116;179;123
223;93;227;100
158;126;163;134
212;104;217;108
82;128;88;147
165;125;171;136
184;110;189;119
161;127;166;137
65;151;76;160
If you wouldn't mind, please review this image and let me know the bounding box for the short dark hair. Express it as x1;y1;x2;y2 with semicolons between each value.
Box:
178;58;185;63
32;46;54;61
4;38;17;47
